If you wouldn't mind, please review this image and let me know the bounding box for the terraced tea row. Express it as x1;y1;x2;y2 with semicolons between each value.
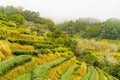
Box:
0;53;72;80
13;57;69;80
80;66;118;80
45;57;77;80
0;54;119;80
0;21;43;40
59;64;79;80
0;39;119;80
0;55;32;76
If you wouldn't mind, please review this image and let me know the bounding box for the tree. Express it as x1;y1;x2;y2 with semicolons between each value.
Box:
100;22;120;39
22;10;39;21
0;13;8;20
9;14;26;25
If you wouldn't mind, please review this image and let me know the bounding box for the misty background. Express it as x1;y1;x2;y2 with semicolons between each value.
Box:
0;0;120;23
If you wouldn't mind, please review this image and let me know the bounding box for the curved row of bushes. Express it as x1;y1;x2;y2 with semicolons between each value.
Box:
13;57;71;80
0;55;32;76
12;47;69;56
59;64;79;80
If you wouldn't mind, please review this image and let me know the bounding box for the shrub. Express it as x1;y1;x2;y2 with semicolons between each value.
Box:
96;67;106;80
0;51;5;61
55;37;65;44
89;67;96;80
0;35;6;40
32;57;68;80
12;50;40;55
104;72;114;80
2;21;16;27
18;28;30;34
81;66;94;80
9;43;34;50
0;41;12;58
72;62;87;80
33;43;53;49
12;49;52;55
52;47;69;53
64;37;77;52
76;51;97;65
38;49;52;54
13;71;32;80
8;39;40;45
60;64;79;80
0;55;32;76
42;41;54;44
52;44;64;48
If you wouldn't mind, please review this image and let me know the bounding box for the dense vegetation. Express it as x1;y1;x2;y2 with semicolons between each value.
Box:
0;6;120;80
59;18;120;39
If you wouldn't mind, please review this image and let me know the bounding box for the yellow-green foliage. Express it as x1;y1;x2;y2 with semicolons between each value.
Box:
0;52;5;61
45;57;77;80
0;22;43;40
18;28;30;34
9;43;34;50
72;62;87;80
2;21;16;27
95;71;100;80
0;41;12;61
0;27;19;38
0;20;16;27
54;47;69;52
55;37;65;44
0;53;71;80
18;34;44;40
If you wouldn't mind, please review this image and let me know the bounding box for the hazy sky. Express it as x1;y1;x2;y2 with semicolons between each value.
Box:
0;0;120;23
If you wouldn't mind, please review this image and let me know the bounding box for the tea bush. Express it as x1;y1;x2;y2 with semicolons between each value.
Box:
0;55;32;76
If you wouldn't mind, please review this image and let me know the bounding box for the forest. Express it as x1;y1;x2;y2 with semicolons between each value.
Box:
0;6;120;80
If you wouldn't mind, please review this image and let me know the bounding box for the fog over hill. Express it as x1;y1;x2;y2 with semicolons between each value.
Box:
0;0;120;23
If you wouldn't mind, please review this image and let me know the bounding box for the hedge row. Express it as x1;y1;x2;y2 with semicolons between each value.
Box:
32;57;68;80
0;35;6;40
12;48;70;56
101;69;118;80
104;72;114;80
59;64;79;80
96;67;106;80
89;66;96;80
8;39;39;45
33;43;53;49
8;39;55;45
8;38;64;49
12;50;40;55
81;66;94;80
2;21;16;27
12;49;52;55
0;55;32;76
13;71;32;80
33;43;64;49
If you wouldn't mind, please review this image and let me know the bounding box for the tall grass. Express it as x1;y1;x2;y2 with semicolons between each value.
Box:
76;39;118;52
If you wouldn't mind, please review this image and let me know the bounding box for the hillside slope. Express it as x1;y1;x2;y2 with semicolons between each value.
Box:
0;19;118;80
